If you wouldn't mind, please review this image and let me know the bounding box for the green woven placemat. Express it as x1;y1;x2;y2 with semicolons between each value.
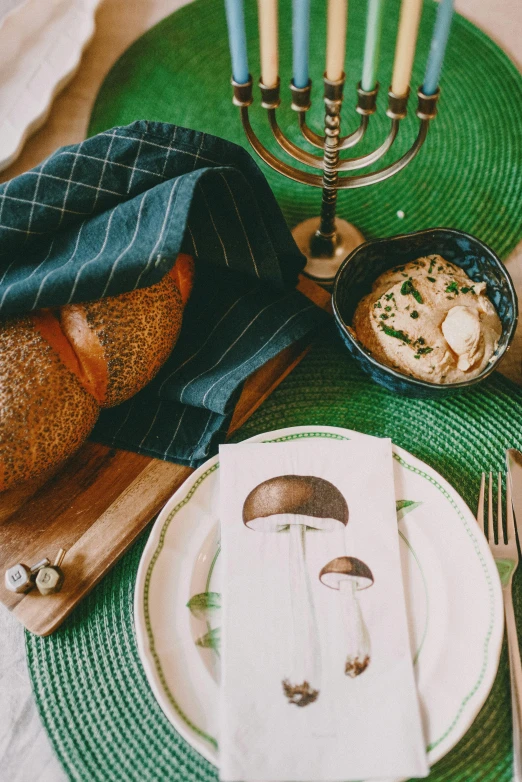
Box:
26;1;522;779
27;335;522;781
88;0;522;259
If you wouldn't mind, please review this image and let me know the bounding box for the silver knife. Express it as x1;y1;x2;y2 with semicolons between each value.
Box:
506;449;522;779
508;449;522;529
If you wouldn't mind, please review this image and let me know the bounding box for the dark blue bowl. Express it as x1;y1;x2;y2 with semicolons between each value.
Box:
332;228;518;398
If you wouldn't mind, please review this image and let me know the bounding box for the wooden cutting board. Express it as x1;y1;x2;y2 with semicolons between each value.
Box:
0;277;331;636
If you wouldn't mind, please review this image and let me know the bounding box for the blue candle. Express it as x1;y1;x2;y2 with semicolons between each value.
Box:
225;0;249;84
361;0;385;91
423;0;454;95
292;0;310;88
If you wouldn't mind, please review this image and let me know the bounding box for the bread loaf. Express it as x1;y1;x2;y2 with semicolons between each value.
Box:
0;254;194;491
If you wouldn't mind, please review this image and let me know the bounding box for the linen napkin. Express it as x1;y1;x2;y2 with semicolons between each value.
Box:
219;437;429;782
0;121;327;466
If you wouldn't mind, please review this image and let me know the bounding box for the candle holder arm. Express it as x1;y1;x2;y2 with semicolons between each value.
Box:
337;119;399;171
336;118;429;188
240;107;324;187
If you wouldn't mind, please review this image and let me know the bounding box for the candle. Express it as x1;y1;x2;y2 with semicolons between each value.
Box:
423;0;454;95
224;0;249;85
391;0;423;96
292;0;311;88
258;0;278;88
361;0;385;91
326;0;348;82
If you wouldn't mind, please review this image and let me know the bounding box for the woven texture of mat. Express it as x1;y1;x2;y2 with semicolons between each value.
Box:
26;0;522;778
88;0;522;260
27;333;522;781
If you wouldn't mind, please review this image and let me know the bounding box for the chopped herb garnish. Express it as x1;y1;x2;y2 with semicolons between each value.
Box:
446;281;459;294
427;276;436;282
461;286;476;295
381;323;411;343
385;306;392;312
400;279;423;304
393;265;405;272
428;259;435;274
417;346;433;355
380;314;389;320
410;310;419;319
402;273;409;278
438;266;443;272
374;301;382;308
416;337;426;345
414;354;421;359
385;293;394;301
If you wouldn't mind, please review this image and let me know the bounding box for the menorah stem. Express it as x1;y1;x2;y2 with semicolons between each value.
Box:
299;75;365;283
311;76;343;258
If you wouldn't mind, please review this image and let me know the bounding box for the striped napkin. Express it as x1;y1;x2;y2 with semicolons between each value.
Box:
0;121;327;465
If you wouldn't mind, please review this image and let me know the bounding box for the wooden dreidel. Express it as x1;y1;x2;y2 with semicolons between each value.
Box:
36;549;66;596
5;558;50;594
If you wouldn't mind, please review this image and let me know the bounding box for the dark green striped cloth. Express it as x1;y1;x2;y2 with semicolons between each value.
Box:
0;121;326;465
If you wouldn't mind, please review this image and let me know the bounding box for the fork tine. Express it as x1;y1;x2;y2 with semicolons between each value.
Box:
477;472;485;525
488;471;494;542
498;472;504;544
507;471;516;544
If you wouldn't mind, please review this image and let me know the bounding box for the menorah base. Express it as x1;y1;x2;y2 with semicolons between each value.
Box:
292;217;365;285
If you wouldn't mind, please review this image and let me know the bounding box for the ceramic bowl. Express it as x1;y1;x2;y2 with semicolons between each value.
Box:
332;228;518;398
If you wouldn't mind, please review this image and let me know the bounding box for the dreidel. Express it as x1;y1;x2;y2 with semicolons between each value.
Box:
35;549;66;596
5;558;50;594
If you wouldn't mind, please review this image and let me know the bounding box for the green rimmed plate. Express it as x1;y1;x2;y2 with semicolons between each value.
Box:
134;425;503;781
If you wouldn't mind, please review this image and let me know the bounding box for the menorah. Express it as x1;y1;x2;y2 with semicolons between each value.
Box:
232;74;440;284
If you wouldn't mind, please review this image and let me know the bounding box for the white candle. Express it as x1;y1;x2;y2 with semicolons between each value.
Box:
258;0;279;88
391;0;423;97
326;0;347;82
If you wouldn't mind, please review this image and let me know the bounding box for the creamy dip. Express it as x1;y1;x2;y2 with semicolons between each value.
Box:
353;255;502;383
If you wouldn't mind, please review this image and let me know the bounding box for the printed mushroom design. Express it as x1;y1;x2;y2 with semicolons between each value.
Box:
319;556;374;677
243;475;348;707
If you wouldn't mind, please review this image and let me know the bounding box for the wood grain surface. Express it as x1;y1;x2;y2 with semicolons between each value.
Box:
0;276;330;637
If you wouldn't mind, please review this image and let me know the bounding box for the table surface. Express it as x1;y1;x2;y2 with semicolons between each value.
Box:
0;2;521;780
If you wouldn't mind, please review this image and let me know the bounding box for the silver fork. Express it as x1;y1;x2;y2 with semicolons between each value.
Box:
478;472;522;780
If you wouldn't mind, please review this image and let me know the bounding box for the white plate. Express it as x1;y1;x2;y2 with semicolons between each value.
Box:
0;0;102;172
134;425;504;780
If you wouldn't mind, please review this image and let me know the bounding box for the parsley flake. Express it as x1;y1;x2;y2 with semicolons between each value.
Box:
401;279;423;304
381;323;411;343
427;276;436;282
410;310;419;319
446;281;459;294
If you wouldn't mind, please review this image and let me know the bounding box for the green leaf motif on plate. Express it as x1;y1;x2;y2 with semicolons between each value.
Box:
396;500;422;521
195;628;221;652
187;591;221;620
495;558;516;587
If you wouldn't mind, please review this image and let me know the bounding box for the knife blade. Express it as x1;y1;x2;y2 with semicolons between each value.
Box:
507;449;522;529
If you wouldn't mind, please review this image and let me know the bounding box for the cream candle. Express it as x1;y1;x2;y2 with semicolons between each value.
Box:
361;0;385;91
391;0;423;96
326;0;348;82
258;0;279;88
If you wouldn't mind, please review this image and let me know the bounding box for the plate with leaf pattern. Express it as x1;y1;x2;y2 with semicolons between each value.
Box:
134;425;503;780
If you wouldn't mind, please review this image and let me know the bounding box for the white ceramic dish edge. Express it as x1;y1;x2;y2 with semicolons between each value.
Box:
134;424;504;777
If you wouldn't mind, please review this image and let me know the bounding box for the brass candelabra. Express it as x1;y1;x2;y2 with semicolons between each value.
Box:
232;75;440;284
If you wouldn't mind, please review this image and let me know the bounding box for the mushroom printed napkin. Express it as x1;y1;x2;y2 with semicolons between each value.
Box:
218;437;428;782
